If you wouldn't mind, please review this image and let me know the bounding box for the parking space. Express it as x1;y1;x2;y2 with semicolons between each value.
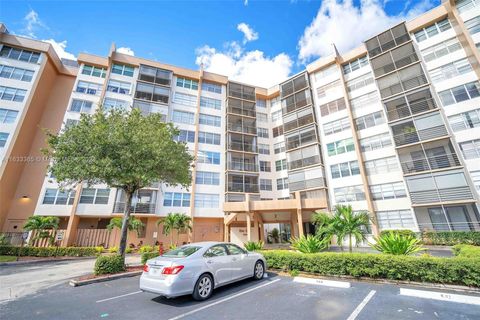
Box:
2;273;479;320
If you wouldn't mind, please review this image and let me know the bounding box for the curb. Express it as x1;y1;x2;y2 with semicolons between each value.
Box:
0;256;96;267
69;270;142;287
268;269;480;294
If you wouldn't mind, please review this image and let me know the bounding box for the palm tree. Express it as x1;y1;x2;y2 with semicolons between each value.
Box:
330;204;370;252
23;216;60;245
174;213;192;244
107;217;145;237
157;213;178;246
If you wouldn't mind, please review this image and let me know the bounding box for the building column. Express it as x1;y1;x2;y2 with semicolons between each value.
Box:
290;212;296;238
246;213;251;241
297;209;304;237
253;213;259;242
64;183;83;246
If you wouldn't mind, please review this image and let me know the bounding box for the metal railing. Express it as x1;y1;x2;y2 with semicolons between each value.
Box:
409;186;474;204
227;161;259;172
288;155;321;170
380;74;427;98
227;182;259;193
113;202;156;214
289;178;326;192
228;142;257;153
418;222;479;232
393;124;448;146
400;152;460;174
386;98;436;122
227;123;257;135
227;107;256;118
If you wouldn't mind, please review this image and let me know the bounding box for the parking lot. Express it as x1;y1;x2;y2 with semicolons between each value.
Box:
2;272;479;320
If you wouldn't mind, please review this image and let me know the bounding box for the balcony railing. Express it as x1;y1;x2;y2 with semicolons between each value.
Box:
288;155;321;170
380;74;427;99
228;142;257;153
393;124;448;147
418;222;478;232
400;152;461;174
227;182;259;193
289;177;326;192
227;123;257;135
227;106;256;118
386;98;436;122
227;161;259;172
113;202;156;214
409;186;474;204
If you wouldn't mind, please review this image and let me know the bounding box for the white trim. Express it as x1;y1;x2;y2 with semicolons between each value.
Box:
293;276;351;288
346;290;376;320
400;288;480;305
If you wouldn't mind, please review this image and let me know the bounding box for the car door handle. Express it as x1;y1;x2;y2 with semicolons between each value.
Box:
207;260;213;264
232;257;237;261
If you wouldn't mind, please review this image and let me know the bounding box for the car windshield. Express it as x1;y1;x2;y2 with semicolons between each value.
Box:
162;246;201;258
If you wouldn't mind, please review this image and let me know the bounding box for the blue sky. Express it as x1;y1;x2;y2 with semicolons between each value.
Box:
0;0;439;87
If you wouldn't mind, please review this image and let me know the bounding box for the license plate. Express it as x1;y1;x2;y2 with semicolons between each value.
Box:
150;266;164;278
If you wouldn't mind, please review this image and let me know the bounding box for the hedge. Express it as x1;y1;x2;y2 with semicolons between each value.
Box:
452;244;480;259
141;251;159;264
94;255;126;275
380;229;416;238
422;231;480;246
0;245;102;257
261;250;480;287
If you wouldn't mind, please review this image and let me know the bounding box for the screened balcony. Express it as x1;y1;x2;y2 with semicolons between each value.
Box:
227;97;256;118
280;73;309;98
285;125;318;151
385;88;436;122
398;141;461;174
227;133;257;153
287;145;322;170
227;114;257;135
113;189;157;214
226;174;259;193
371;42;419;78
391;112;448;147
228;82;255;101
414;204;480;232
377;64;428;99
227;152;259;172
365;23;410;58
283;107;315;133
281;88;312;115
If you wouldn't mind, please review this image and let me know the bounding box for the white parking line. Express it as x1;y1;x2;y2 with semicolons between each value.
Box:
346;290;376;320
293;276;351;288
96;290;142;303
167;279;281;320
400;288;480;306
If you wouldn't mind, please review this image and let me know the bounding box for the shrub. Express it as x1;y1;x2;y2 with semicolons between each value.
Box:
244;241;264;251
139;245;154;253
261;250;480;287
141;251;159;264
289;269;300;277
108;246;118;253
422;231;480;246
94;255;126;275
452;244;480;259
0;245;101;257
291;235;328;253
125;247;133;254
371;231;425;255
380;229;416;238
0;234;8;246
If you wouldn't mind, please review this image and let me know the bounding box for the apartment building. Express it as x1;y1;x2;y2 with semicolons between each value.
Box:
1;0;479;247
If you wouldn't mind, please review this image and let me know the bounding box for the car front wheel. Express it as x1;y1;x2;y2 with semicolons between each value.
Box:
253;261;264;280
193;274;213;301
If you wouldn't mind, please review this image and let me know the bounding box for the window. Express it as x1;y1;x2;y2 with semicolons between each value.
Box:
175;130;195;143
174;92;197;107
260;179;272;191
465;16;480;35
258;143;270;155
438;81;480;106
81;65;106;78
287;144;321;170
414;18;452;42
274;142;285;154
429;59;472;83
200;96;221;110
42;188;76;205
370;182;406;200
135;82;170;104
421;38;462;62
173;110;195;124
107;80;131;95
359;133;392;152
342;56;369;74
199;113;221;127
471;170;480;191
204;245;227;257
103;98;129;111
377;210;415;229
319;97;346;117
0;132;9;147
138;65;171;85
0;108;18;123
256;99;266;108
316;80;341;99
459;139;480;159
111;64;134;77
70;99;93;113
257;113;268;123
196;171;220;185
197;151;220;165
275;159;287;171
314;64;338;81
272;125;283;137
349;91;380;114
0;45;40;63
198;132;221;145
326;138;355;156
226;244;246;255
323;117;351;135
276;177;289;190
163;192;190;207
285;126;317;150
355;111;385;130
79;188;110;204
346;73;374;92
0;86;27;102
177;77;198;90
0;64;34;82
194;193;219;208
364;157;399;175
456;0;479;13
448;109;480;132
259;161;271;172
202;82;221;94
76;81;101;95
257;128;269;138
330;161;360;179
65;119;79;128
271;110;282;122
334;185;365;202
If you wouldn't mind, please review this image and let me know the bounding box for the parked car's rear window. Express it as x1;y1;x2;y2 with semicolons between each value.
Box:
162;246;201;257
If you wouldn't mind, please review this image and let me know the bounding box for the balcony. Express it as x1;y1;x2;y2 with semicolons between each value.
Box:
288;155;321;170
289;177;326;192
228;141;257;153
393;124;448;147
379;74;427;99
113;202;156;214
409;186;474;204
227;161;258;172
227;123;257;135
386;97;436;122
400;152;461;174
227;182;259;193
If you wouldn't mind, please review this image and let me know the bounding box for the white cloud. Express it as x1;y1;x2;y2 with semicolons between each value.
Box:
42;39;76;60
117;47;135;56
298;0;435;63
196;41;292;88
237;23;259;44
22;9;48;38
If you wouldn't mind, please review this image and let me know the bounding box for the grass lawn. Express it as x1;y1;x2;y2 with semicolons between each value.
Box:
0;255;16;262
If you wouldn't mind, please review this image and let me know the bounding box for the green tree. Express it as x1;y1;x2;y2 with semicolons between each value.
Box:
157;213;192;246
23;216;60;245
107;217;145;237
42;108;193;264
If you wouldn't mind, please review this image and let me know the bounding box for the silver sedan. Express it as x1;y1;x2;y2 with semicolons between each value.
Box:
140;241;267;300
